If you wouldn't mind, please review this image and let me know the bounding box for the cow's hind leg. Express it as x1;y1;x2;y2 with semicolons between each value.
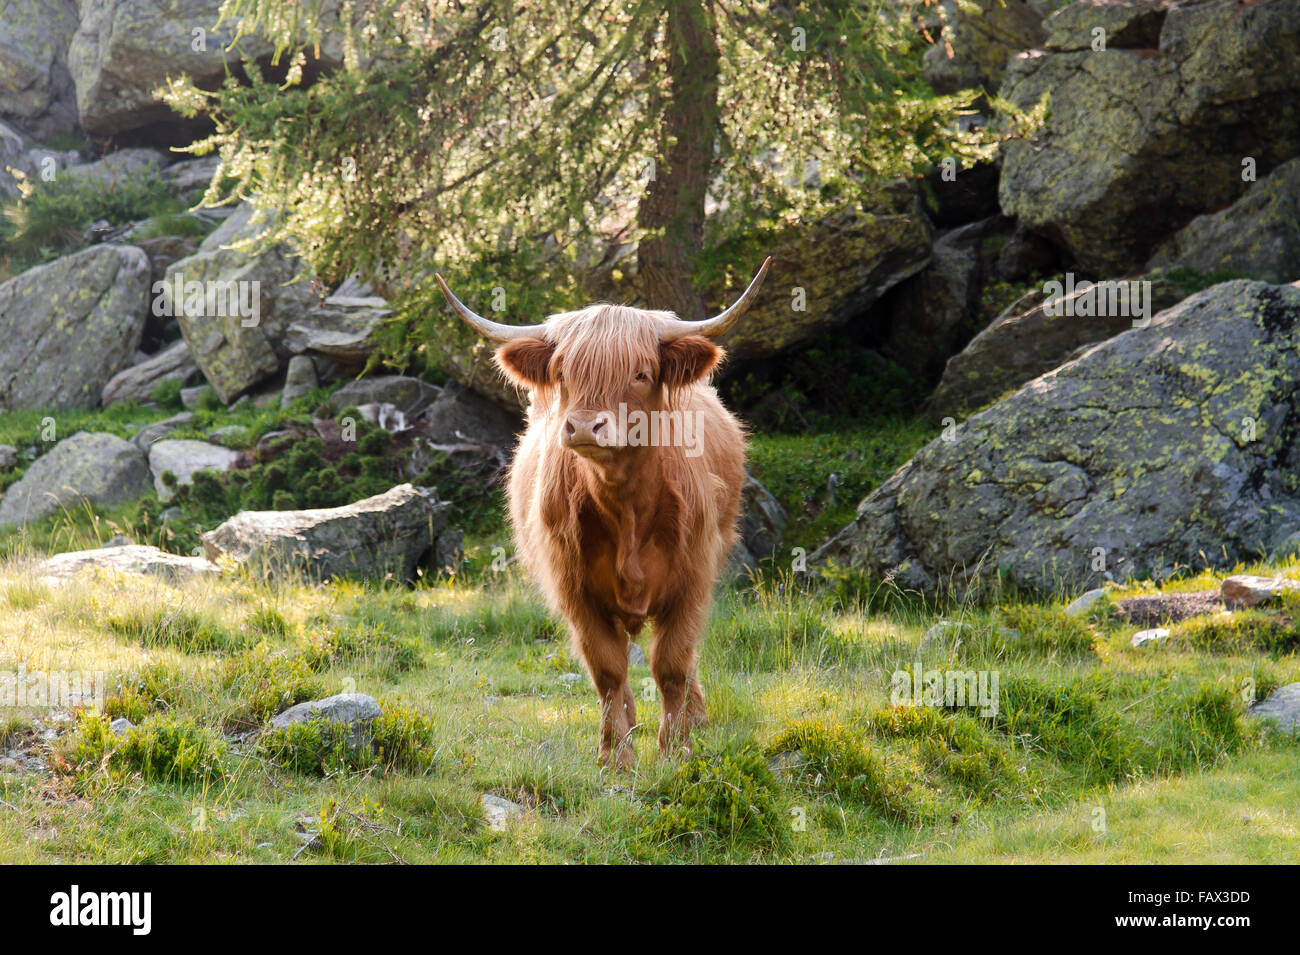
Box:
574;617;636;769
649;604;707;759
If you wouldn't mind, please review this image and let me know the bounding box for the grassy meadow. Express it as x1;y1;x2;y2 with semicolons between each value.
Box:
1;513;1297;863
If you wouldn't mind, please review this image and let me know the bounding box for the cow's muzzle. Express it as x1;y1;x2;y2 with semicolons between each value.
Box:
563;411;612;454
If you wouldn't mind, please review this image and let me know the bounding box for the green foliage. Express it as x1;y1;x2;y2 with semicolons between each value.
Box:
169;0;994;373
746;419;936;546
988;675;1133;785
1;170;181;271
640;740;789;851
256;702;439;776
217;644;326;728
63;714;227;786
769;718;939;824
103;604;252;654
299;622;423;678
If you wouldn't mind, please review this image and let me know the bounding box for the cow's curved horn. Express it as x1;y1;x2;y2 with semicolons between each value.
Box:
660;256;772;341
435;274;539;342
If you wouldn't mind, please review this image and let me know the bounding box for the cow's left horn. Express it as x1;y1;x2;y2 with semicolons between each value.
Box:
435;274;539;342
660;256;772;341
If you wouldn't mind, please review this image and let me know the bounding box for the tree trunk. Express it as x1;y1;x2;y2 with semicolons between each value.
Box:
635;0;719;316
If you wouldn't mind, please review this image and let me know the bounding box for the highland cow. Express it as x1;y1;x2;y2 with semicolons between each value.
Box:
436;259;771;766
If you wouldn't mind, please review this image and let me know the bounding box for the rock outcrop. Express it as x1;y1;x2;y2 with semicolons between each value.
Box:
815;280;1300;594
998;0;1300;275
0;245;150;409
0;432;151;527
201;483;452;582
1146;158;1300;284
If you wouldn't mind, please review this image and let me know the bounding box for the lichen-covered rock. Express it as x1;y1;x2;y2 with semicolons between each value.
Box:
284;302;391;362
0;432;150;527
1146;158;1300;284
147;438;240;501
925;273;1189;415
201;483;451;582
814;280;1300;595
923;0;1047;94
1220;574;1300;609
998;0;1300;275
0;244;149;409
0;0;81;140
168;204;317;403
39;543;218;581
706;200;933;363
101;339;199;406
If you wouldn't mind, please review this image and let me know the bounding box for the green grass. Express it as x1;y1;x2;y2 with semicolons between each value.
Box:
0;550;1295;864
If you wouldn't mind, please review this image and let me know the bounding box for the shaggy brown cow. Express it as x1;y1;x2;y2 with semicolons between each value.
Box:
436;260;770;767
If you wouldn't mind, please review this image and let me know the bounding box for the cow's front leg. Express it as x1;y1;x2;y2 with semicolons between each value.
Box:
649;605;708;759
573;618;636;769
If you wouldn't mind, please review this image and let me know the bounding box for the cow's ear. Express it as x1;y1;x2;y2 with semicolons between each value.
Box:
496;338;556;388
659;335;721;387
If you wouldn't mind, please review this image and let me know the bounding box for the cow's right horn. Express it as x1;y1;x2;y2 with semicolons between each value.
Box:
435;274;539;342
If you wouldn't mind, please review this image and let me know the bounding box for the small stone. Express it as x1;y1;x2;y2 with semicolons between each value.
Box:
109;718;135;735
0;445;17;469
558;672;582;686
1220;575;1300;609
1130;628;1170;648
481;794;524;832
1065;588;1106;616
628;643;647;666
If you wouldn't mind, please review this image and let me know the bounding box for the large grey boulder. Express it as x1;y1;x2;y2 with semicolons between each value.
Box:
167;204;317;403
39;543;218;581
0;0;81;140
1146;158;1300;284
0;245;150;410
814;280;1300;595
147;438;240;501
925;273;1189;415
998;0;1300;275
67;0;353;142
923;0;1047;95
101;339;199;406
201;483;451;582
285;301;392;362
0;432;150;527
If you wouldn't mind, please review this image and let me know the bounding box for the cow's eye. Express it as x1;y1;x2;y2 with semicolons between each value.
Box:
634;372;649;383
